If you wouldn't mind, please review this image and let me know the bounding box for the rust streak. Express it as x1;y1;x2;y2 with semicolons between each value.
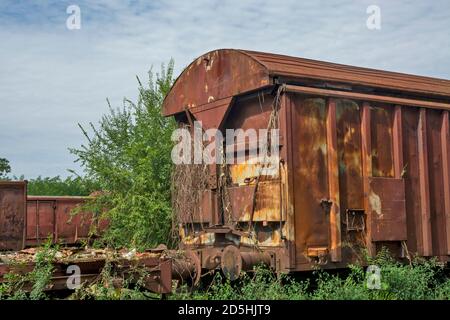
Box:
284;93;296;267
326;98;341;262
393;106;404;179
361;102;376;256
418;108;432;256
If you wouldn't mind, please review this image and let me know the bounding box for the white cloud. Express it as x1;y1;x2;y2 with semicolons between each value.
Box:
0;0;449;177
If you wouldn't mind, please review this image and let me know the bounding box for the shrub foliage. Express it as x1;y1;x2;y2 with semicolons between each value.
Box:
70;61;176;250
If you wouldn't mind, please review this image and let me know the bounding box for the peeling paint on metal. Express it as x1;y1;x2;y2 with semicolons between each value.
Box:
369;191;382;216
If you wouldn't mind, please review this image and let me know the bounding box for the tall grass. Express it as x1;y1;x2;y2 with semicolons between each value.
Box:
172;250;450;300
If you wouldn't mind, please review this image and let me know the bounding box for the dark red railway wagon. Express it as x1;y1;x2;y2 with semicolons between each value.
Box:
163;49;450;278
0;181;27;251
26;196;99;246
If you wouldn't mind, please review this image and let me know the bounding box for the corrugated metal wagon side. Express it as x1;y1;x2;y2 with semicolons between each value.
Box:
26;196;101;246
163;49;450;278
0;181;27;251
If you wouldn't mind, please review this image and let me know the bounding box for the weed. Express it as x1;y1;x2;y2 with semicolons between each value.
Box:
0;238;57;300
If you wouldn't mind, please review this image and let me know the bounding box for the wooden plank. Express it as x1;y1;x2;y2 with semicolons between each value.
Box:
441;111;450;255
285;85;450;111
326;98;341;262
361;102;376;256
418;108;433;256
393;106;404;179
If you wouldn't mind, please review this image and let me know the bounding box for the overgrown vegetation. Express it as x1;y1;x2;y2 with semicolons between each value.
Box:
0;157;11;179
0;240;155;300
69;260;153;300
1;244;450;300
0;240;57;300
25;175;99;196
170;250;450;300
69;61;176;250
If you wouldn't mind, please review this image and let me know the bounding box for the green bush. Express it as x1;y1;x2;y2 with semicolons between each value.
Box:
29;241;58;300
0;157;11;179
70;61;176;250
25;175;99;196
312;265;371;300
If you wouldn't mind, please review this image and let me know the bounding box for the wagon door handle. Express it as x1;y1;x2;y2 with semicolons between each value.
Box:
320;199;333;214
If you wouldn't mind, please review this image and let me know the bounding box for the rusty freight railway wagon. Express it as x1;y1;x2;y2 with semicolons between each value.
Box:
164;49;450;279
3;49;450;294
0;181;102;250
0;182;177;294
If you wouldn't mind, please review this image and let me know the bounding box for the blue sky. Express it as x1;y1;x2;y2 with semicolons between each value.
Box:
1;0;449;178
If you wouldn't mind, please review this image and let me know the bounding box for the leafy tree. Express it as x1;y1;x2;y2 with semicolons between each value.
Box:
70;61;176;250
0;157;11;179
26;175;99;196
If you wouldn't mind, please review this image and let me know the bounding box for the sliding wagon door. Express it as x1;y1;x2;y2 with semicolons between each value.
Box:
290;95;330;264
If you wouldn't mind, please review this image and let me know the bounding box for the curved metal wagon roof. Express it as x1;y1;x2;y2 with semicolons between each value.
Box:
163;49;450;116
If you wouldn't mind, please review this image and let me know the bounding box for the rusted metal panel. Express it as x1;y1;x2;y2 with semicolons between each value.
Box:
427;110;448;256
228;182;281;222
26;200;55;245
197;189;218;224
291;96;329;263
418;109;433;256
55;198;89;243
26;200;37;244
181;189;218;225
228;162;278;186
361;102;376;256
162;49;270;116
26;196;95;246
242;50;450;98
335;99;365;258
0;181;26;251
284;85;450;110
369;178;407;241
393;106;404;179
228;185;255;221
164;49;450;118
335;99;364;216
224;92;275;131
441;111;450;255
371;105;394;177
190;97;233;130
402;108;423;254
326;99;341;262
280;92;297;269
